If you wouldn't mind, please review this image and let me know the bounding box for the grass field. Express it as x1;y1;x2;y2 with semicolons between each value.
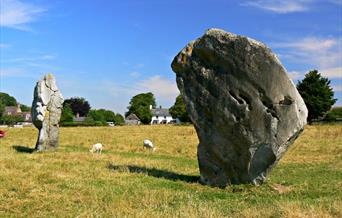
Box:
0;125;341;217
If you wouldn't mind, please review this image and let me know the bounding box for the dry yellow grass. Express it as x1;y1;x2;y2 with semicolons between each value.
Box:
0;125;341;217
283;125;342;164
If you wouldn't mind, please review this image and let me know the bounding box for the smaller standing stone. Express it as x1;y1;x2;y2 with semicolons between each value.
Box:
31;73;64;151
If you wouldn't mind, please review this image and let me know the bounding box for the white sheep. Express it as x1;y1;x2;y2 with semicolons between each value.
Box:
90;143;103;154
143;139;156;151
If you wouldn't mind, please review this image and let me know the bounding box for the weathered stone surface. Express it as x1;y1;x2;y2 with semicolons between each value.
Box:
171;29;308;187
31;73;64;151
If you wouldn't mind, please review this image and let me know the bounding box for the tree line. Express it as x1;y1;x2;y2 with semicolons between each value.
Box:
0;93;31;125
296;70;338;123
60;97;124;126
0;69;340;125
60;70;341;125
60;92;190;126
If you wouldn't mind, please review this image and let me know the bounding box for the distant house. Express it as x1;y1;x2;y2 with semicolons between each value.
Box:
20;112;32;122
73;113;86;122
4;105;21;116
3;104;32;122
150;106;179;124
125;113;141;125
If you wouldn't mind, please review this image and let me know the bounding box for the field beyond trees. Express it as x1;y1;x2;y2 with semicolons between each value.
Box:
0;125;341;217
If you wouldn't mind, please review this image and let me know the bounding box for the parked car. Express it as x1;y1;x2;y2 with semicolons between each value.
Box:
107;122;115;127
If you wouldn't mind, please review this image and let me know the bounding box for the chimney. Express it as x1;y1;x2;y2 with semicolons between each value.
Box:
17;103;21;113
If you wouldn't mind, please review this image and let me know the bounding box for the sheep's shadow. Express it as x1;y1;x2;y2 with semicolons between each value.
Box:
12;145;35;153
107;164;199;183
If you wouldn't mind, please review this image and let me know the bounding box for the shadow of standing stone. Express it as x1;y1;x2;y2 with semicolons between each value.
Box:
107;164;199;183
12;145;35;153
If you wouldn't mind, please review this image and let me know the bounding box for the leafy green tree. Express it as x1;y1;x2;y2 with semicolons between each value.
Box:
0;93;18;120
87;109;118;125
60;104;74;123
126;92;156;124
169;95;191;123
87;109;124;125
324;107;342;122
83;116;96;126
87;109;106;123
101;109;116;122
136;106;151;124
20;104;31;112
114;113;124;125
297;70;337;124
0;92;17;106
0;102;5;117
64;97;91;117
0;115;24;125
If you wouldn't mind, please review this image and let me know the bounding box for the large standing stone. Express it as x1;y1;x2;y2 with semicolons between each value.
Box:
31;73;64;151
171;29;308;187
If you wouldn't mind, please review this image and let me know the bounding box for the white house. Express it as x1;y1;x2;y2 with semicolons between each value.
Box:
73;113;86;122
125;113;141;125
150;106;179;124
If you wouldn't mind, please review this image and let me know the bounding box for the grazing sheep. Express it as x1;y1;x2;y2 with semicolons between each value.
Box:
143;139;156;151
90;143;103;153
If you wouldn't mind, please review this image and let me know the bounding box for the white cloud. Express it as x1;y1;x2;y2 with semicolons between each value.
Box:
332;84;342;92
273;38;336;52
0;43;11;48
242;0;342;13
0;0;45;30
288;71;303;80
287;68;341;82
2;54;57;63
121;62;145;69
135;63;145;68
0;68;25;77
320;67;342;78
92;75;179;112
97;76;179;100
241;0;312;13
40;54;56;60
273;37;342;69
139;75;179;100
0;67;49;78
275;37;341;82
129;71;141;78
330;0;342;5
101;82;137;98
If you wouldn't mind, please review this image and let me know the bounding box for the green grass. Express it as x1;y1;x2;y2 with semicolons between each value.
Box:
0;125;341;217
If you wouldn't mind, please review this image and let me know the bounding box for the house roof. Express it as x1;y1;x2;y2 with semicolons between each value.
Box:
4;106;20;114
19;112;32;121
151;108;171;117
126;113;140;121
73;117;86;122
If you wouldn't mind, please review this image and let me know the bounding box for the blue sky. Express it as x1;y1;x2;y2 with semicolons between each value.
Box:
1;0;341;115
